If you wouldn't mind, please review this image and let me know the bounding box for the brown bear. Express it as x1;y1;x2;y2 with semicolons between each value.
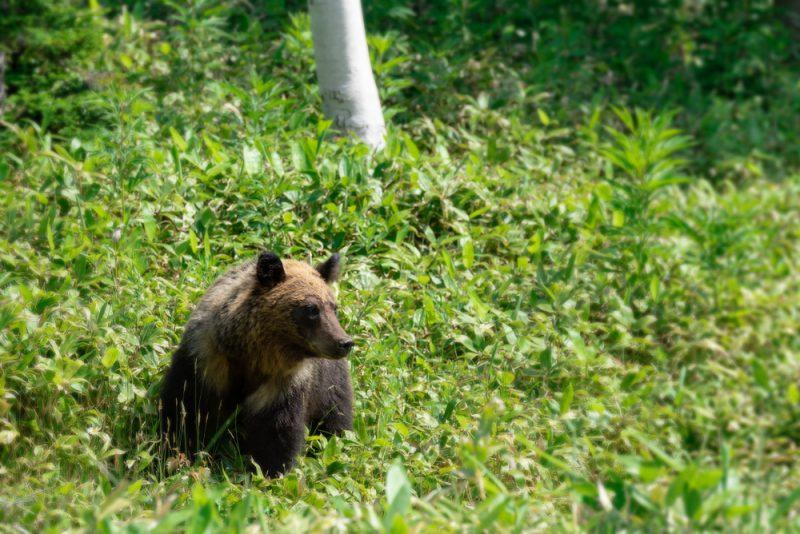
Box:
159;251;354;476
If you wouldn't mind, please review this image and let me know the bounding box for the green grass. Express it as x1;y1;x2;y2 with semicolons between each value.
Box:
1;0;799;531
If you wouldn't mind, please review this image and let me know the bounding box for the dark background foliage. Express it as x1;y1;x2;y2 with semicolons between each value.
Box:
3;0;799;175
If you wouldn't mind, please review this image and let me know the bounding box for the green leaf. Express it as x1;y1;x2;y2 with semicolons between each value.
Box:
119;53;133;69
568;331;594;361
649;275;659;300
423;294;437;324
188;229;199;254
683;486;701;520
404;134;420;160
537;108;551;126
269;151;284;177
477;494;509;530
643;176;691;191
787;383;800;405
462;239;474;269
687;468;722;491
101;347;120;368
468;290;489;321
46;222;55;251
773;487;800;520
384;462;412;529
560;382;574;415
243;145;261;176
440;249;457;279
751;359;770;390
169;127;188;151
627;430;684;470
326;461;346;476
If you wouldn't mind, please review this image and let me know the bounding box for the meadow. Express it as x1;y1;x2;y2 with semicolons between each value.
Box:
1;0;799;530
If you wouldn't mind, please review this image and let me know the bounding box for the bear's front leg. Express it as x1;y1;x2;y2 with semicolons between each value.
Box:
309;359;353;437
242;397;306;477
160;345;203;455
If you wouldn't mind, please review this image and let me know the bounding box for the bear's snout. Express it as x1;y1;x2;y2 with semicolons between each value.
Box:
334;337;354;357
314;331;354;359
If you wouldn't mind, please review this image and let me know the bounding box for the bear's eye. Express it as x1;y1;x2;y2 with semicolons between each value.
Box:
303;304;320;319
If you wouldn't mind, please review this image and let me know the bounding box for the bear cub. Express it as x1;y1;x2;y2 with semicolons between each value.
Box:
160;251;354;476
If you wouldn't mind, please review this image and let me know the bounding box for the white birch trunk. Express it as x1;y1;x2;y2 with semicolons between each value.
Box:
309;0;386;149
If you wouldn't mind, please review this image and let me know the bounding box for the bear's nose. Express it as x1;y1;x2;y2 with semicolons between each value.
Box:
337;339;354;355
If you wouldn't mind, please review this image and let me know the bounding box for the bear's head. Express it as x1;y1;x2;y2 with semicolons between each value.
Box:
253;251;353;359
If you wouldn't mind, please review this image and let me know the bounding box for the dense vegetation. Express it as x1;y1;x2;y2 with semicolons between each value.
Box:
1;0;799;530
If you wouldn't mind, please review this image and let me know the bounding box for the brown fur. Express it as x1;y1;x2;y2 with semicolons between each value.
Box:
160;252;354;476
185;259;335;398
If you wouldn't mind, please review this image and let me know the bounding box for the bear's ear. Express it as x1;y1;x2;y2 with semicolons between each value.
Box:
316;253;340;284
256;251;285;289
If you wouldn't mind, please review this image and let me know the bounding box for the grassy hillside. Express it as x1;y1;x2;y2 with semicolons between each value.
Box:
1;0;799;530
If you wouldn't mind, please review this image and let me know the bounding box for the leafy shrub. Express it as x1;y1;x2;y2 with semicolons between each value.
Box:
1;0;798;530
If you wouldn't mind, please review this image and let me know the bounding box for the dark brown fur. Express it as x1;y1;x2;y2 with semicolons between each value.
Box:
159;252;353;476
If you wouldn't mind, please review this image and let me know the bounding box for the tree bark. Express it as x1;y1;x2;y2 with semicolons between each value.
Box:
309;0;385;150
